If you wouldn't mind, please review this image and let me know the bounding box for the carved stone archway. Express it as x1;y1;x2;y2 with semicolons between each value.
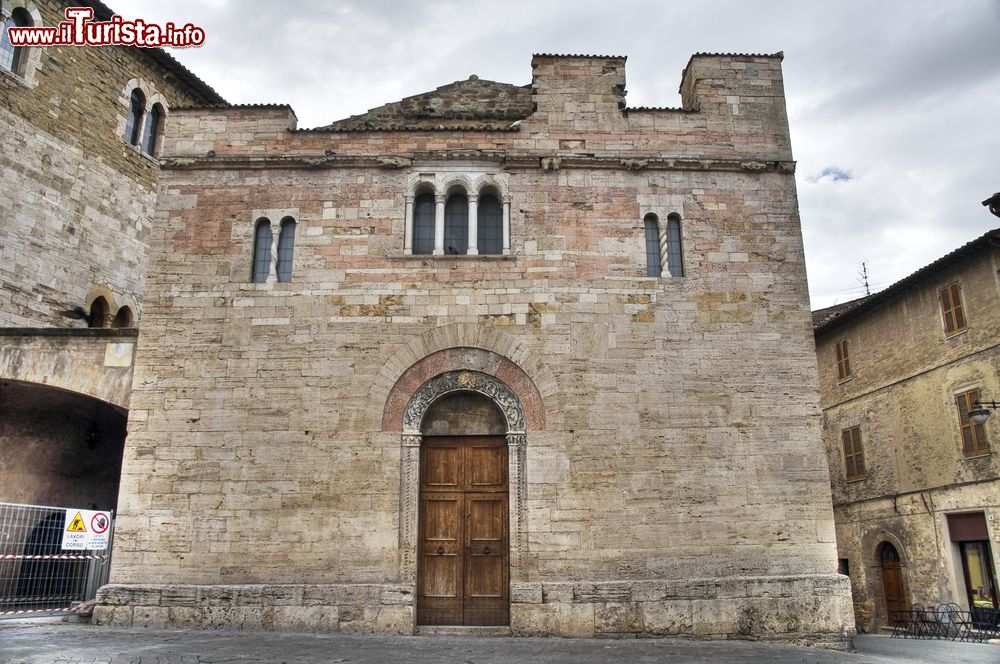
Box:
398;370;527;590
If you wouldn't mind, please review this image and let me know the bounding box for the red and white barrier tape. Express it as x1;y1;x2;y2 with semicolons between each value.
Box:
0;554;109;560
0;607;73;616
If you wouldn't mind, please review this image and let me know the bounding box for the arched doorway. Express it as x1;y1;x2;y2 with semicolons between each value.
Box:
398;370;527;628
418;392;509;625
878;542;908;624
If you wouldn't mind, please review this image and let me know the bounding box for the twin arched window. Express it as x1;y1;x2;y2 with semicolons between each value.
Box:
412;187;504;256
87;297;133;328
644;213;684;278
251;217;296;283
0;8;31;75
124;88;164;156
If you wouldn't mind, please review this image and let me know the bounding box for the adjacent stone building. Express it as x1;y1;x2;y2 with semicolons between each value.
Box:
91;52;855;644
814;231;1000;632
0;0;223;509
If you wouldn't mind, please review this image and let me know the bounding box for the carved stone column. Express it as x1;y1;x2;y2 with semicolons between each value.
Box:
659;224;669;277
467;193;479;256
399;433;421;583
433;194;445;256
403;194;414;255
507;432;527;581
267;218;279;284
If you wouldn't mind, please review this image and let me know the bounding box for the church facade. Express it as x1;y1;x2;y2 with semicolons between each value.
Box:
93;53;854;645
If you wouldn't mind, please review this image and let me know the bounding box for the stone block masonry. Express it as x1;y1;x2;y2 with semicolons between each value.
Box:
102;53;855;647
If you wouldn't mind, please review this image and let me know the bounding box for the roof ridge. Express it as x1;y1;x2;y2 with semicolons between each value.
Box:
813;229;1000;333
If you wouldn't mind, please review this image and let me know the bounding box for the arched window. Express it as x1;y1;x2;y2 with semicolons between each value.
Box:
478;194;503;255
88;296;109;328
141;103;164;156
0;8;31;75
276;217;296;283
444;192;468;255
251;218;272;283
412;192;435;255
665;214;684;277
643;214;661;277
124;89;145;146
112;306;134;329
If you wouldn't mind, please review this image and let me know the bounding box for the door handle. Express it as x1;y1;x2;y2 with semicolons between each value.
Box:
436;547;444;555
483;547;491;555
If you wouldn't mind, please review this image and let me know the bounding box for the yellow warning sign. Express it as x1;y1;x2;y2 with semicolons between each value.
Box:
66;512;87;533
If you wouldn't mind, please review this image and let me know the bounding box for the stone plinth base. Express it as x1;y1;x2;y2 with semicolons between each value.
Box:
95;575;854;649
94;584;414;634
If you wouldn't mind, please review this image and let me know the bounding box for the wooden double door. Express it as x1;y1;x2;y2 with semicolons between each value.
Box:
417;436;509;626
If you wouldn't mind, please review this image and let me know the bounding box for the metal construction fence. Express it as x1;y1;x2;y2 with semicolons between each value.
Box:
0;502;114;618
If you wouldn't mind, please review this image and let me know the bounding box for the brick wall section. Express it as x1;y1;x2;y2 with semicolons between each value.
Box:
815;245;1000;631
107;53;854;644
0;0;218;326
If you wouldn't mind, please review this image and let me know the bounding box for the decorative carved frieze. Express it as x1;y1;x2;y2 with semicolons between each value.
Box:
402;370;526;433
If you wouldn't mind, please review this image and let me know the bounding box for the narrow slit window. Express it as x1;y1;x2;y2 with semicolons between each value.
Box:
276;217;296;283
444;192;468;255
412;193;435;255
644;214;661;277
124;89;146;146
665;214;684;277
842;426;866;480
478;194;503;255
141;103;163;156
956;389;989;457
251;218;272;283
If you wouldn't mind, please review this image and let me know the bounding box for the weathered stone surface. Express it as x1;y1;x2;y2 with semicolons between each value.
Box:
594;602;642;634
642;600;693;635
97;52;853;646
511;583;543;604
91;604;131;627
270;606;339;632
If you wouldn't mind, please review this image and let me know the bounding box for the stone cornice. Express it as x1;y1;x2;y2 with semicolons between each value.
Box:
160;153;795;174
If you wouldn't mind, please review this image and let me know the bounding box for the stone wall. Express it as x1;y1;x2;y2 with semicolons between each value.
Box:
104;53;854;646
815;244;1000;631
0;0;220;327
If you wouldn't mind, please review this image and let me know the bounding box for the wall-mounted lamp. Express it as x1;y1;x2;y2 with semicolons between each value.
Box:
983;192;1000;219
969;400;1000;425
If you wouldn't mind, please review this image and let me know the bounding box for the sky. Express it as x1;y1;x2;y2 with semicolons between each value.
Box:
127;0;1000;309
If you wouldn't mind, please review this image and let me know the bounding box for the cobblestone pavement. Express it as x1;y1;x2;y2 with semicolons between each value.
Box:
0;621;997;664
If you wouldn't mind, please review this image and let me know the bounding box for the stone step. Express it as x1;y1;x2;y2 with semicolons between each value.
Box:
415;626;512;637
